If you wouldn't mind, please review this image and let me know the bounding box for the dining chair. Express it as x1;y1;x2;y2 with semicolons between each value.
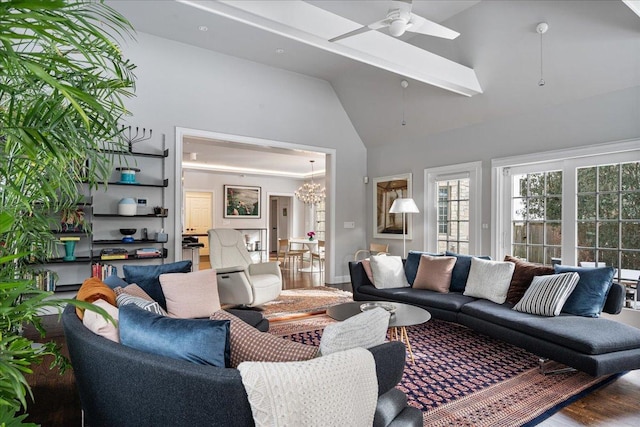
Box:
277;238;307;270
311;240;325;274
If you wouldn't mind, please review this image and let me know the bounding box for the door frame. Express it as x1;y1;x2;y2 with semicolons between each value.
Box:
174;127;336;282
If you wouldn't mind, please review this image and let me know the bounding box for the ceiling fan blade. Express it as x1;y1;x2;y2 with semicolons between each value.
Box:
329;18;390;42
407;14;460;40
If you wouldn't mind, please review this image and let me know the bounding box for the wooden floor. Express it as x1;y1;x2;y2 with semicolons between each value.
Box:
22;256;640;426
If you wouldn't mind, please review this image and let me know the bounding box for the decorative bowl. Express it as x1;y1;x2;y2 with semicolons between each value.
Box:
119;228;137;236
360;302;397;314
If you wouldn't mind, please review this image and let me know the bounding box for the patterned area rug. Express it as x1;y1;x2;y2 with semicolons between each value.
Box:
276;318;618;426
260;286;353;321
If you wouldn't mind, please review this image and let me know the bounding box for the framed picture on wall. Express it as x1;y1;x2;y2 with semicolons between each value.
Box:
224;185;261;218
373;173;412;239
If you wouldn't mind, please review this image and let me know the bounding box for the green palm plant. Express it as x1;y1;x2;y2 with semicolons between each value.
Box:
0;0;136;423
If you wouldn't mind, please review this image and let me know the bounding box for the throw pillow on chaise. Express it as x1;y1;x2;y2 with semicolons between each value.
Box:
75;277;117;320
82;299;119;343
555;265;616;317
463;257;515;304
445;251;492;292
159;269;221;318
123;260;192;310
412;254;456;293
369;256;409;289
403;250;442;285
513;272;580;316
504;255;555;305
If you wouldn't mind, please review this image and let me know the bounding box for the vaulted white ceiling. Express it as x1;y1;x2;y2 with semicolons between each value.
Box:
108;0;640;161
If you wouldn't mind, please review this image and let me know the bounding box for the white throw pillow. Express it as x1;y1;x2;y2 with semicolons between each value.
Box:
319;307;390;356
238;347;378;427
159;269;221;318
82;299;119;343
369;255;409;289
513;272;580;316
463;257;515;304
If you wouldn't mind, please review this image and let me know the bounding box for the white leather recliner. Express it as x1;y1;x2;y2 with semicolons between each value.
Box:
208;228;282;307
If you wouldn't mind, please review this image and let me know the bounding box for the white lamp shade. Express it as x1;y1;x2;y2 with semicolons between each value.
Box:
389;198;419;214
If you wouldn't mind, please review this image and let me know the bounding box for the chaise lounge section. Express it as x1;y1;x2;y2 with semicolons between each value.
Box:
349;253;640;377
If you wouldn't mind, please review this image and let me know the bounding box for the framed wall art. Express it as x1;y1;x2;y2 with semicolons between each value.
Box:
224;185;261;218
373;173;412;239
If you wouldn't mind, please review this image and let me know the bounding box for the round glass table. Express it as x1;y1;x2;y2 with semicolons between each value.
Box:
326;301;431;363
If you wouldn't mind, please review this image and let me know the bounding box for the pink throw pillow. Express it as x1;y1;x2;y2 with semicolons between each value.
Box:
413;254;457;293
159;269;221;318
82;299;119;342
361;259;374;283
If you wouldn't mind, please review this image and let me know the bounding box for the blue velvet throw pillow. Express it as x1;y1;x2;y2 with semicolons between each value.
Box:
119;304;230;367
102;274;128;289
445;252;491;292
404;251;441;285
555;265;615;317
123;260;192;309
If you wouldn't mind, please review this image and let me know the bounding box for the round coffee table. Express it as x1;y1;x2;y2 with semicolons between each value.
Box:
326;301;431;363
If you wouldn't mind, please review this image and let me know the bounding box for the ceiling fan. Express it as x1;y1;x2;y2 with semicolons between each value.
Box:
329;0;459;43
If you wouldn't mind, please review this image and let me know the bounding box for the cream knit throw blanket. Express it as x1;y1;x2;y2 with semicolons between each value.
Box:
238;347;378;427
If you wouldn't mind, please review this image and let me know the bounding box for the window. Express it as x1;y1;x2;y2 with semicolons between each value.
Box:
425;162;482;254
493;140;640;276
511;171;562;264
436;178;470;253
576;162;640;270
314;199;325;242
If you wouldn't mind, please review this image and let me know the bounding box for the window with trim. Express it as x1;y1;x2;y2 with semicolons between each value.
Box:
494;142;640;280
425;161;482;255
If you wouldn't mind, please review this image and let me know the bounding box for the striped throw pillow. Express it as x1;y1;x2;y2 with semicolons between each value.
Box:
513;272;580;316
116;292;168;316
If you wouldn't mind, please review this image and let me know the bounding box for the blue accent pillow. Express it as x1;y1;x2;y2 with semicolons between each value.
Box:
404;251;441;285
554;265;615;317
119;304;230;367
123;261;192;309
102;275;128;289
445;252;492;292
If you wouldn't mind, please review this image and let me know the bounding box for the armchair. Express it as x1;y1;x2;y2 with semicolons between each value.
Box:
208;229;282;307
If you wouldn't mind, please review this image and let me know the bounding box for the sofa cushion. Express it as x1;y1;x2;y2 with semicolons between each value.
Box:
82;299;119;343
513;272;580;316
412;254;456;292
114;283;155;301
238;347;377;427
404;250;441;285
319;307;390;356
210;310;317;368
102;274;128;289
119;304;230;367
463;258;515;304
504;255;555;304
369;256;409;289
358;284;475;312
461;299;640;355
159;269;221;318
555;265;616;318
75;277;117;320
445;252;491;292
123;260;192;310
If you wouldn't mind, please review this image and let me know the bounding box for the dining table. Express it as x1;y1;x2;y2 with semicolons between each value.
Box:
289;238;319;273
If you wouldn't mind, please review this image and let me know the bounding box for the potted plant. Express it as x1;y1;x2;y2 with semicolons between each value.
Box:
0;0;136;423
60;208;85;232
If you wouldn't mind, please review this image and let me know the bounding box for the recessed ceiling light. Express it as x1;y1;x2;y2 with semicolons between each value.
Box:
275;48;285;54
198;25;208;32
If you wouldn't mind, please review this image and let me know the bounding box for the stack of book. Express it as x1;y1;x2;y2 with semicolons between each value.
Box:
100;248;129;260
92;263;118;279
136;248;162;258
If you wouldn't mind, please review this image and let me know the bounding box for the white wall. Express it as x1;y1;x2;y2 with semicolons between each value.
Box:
183;169;307;246
119;32;367;282
367;86;640;256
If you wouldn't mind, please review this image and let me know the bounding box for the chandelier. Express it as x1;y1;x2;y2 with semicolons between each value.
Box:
295;160;326;205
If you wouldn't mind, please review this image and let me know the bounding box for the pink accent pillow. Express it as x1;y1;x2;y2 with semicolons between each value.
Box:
413;254;457;293
361;259;374;283
114;283;154;301
82;299;119;342
159;269;221;318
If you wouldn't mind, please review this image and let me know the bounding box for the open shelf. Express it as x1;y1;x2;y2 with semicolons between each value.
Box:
93;213;168;218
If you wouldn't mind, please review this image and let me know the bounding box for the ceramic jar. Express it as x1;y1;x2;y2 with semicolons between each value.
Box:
118;198;137;216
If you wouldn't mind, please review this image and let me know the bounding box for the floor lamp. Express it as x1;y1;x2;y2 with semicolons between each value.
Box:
389;198;419;257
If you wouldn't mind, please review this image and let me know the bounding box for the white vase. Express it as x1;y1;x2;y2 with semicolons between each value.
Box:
118;198;137;216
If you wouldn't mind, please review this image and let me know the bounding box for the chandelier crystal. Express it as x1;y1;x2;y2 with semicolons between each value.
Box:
295;160;326;205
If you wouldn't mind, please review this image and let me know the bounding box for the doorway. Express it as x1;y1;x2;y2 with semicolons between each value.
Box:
184;191;213;256
269;195;295;254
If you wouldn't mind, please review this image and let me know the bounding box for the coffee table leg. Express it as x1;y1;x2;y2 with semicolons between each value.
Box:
389;326;415;364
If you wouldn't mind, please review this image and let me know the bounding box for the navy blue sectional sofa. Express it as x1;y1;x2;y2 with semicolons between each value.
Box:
349;258;640;377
